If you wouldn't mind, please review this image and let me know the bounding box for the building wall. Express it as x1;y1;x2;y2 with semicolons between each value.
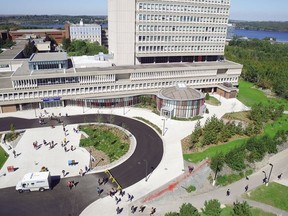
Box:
9;31;66;44
108;0;136;66
70;24;102;44
109;0;230;65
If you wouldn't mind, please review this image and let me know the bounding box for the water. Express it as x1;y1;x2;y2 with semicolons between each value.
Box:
235;29;288;43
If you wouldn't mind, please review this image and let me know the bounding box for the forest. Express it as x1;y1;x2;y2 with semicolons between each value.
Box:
231;21;288;32
225;39;288;99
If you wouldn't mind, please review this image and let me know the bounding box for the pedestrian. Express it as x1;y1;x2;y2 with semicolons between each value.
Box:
116;197;121;205
245;185;248;192
64;146;67;152
263;177;267;184
130;195;134;202
67;181;73;190
62;170;66;177
150;207;156;216
188;166;194;173
127;193;131;201
226;189;230;196
98;178;102;185
139;205;146;212
115;196;119;202
278;173;283;180
116;206;121;214
131;205;137;213
71;145;74;151
79;169;83;176
246;176;249;180
85;165;89;172
96;187;101;195
13;150;16;158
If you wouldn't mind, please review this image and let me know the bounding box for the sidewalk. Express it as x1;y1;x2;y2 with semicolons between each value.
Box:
0;96;252;216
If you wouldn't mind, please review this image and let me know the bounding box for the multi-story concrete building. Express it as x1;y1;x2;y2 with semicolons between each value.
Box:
68;19;102;44
109;0;230;66
0;0;242;116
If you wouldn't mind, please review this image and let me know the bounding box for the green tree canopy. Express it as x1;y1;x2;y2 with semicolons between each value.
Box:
201;199;222;216
232;201;252;216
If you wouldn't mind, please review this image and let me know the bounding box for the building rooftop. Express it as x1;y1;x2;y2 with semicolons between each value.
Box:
158;84;204;101
10;29;63;33
29;52;68;62
0;40;26;60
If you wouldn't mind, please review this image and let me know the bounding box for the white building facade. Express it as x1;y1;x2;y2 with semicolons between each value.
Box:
109;0;230;66
70;19;102;44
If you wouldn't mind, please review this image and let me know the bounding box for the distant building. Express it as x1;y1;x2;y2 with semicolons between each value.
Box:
68;19;102;44
9;29;65;44
33;38;51;52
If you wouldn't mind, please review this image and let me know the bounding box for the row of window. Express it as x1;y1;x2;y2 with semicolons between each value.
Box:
138;35;225;43
0;76;237;101
137;2;229;14
70;27;101;32
137;45;224;53
138;14;228;24
137;25;226;33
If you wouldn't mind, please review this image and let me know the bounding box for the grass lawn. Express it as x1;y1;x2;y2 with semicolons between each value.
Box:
79;124;129;162
222;111;251;122
219;206;276;216
245;182;288;211
264;114;288;137
183;138;247;163
0;145;8;169
206;96;221;106
238;80;288;110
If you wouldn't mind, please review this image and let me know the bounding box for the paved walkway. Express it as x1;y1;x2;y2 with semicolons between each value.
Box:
1;96;287;216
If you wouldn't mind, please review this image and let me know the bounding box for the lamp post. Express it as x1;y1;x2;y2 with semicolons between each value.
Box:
267;163;273;186
89;149;92;171
162;118;166;136
143;159;148;181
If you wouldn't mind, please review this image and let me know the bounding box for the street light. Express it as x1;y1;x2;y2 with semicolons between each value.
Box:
267;163;273;186
143;159;148;181
89;149;92;171
162;118;166;136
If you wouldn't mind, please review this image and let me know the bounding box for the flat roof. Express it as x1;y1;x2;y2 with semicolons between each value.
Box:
29;52;68;62
0;40;26;60
11;29;63;33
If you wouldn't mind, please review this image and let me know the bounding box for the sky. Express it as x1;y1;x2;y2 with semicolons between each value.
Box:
1;0;288;21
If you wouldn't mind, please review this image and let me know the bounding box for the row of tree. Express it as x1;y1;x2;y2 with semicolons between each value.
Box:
210;130;288;173
165;200;253;216
189;103;284;149
231;21;288;32
225;39;288;99
62;38;108;56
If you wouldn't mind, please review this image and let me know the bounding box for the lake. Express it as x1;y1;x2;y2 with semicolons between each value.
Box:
235;29;288;43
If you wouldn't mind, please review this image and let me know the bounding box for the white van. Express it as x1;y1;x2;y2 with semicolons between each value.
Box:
16;172;51;193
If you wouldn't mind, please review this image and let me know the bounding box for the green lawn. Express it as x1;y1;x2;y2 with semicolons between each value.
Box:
79;124;129;162
245;182;288;212
219;206;276;216
238;80;288;110
183;138;247;163
0;145;8;169
206;96;221;106
264;114;288;137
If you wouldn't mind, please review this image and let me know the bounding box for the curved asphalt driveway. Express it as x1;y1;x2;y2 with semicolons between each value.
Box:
0;114;163;216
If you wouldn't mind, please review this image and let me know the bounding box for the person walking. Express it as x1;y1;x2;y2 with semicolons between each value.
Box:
226;189;230;196
139;205;146;212
150;207;156;216
12;150;16;158
245;185;249;192
278;173;283;180
62;170;66;177
96;187;101;195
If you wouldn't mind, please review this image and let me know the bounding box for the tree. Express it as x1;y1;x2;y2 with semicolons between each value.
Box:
205;93;210;100
201;199;222;216
179;203;200;216
210;152;225;173
190;120;202;148
23;40;37;58
232;201;252;216
62;37;71;51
